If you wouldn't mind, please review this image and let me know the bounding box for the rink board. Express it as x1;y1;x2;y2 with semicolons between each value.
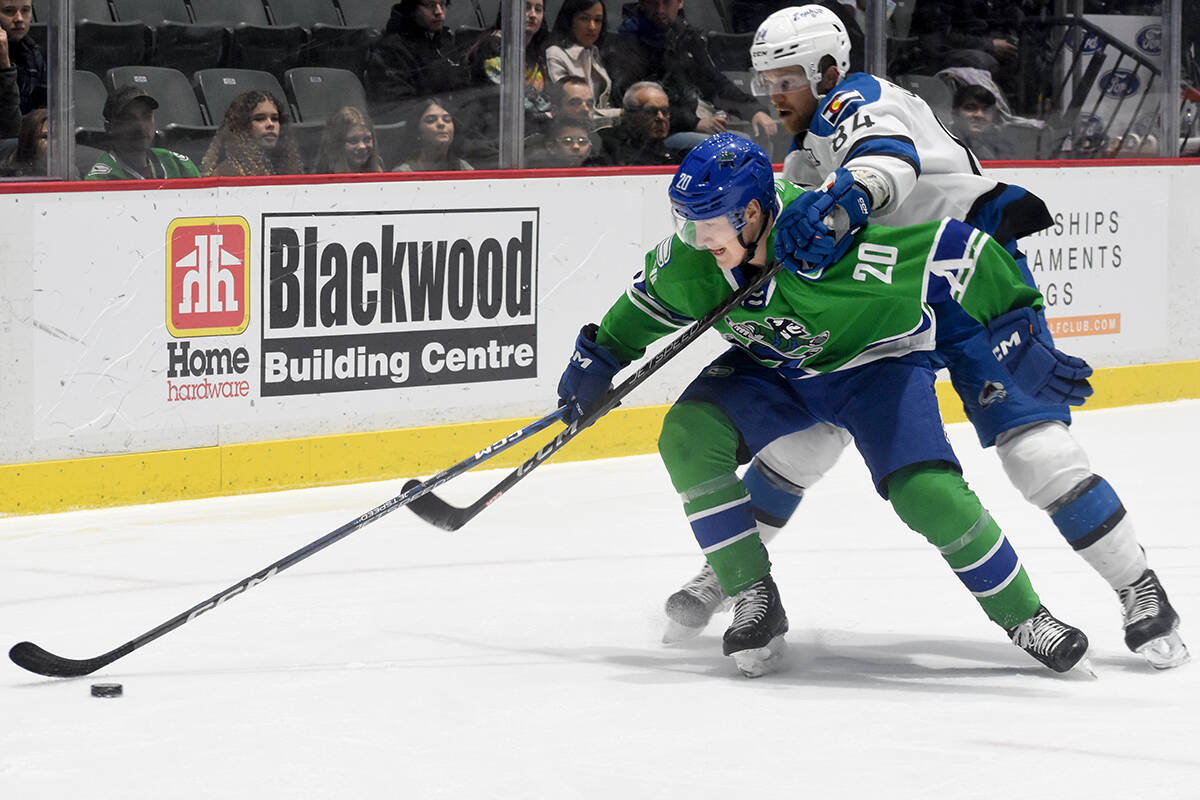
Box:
1;163;1199;514
2;359;1197;516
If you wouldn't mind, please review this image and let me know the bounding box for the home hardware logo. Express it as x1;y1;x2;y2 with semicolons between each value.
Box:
167;216;251;337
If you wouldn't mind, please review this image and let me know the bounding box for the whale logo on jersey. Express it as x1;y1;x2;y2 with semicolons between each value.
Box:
724;316;830;365
820;89;864;127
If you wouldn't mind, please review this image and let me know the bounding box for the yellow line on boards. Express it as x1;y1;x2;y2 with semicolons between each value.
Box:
2;360;1197;517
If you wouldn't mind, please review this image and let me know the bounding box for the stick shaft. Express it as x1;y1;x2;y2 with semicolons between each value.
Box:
9;407;567;678
407;261;787;531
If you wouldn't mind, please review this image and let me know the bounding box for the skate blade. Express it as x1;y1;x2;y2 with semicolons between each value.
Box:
730;634;787;678
662;620;705;645
1138;631;1191;670
1070;655;1099;679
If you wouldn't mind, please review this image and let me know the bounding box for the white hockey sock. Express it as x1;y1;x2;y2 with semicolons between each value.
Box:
1075;519;1148;590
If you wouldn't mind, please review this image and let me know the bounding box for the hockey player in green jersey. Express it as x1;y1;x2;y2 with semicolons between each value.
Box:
557;133;1093;678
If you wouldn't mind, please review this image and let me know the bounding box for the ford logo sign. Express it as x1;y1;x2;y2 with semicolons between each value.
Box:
1099;69;1140;98
1136;25;1162;55
1065;29;1104;54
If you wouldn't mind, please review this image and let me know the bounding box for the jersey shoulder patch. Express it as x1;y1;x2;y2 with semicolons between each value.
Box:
817;73;883;128
820;88;865;127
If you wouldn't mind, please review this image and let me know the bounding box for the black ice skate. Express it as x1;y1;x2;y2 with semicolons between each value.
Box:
1007;605;1092;675
1118;569;1190;669
662;562;731;643
722;574;788;678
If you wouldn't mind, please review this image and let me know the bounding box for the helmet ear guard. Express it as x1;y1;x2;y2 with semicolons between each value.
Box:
750;5;851;96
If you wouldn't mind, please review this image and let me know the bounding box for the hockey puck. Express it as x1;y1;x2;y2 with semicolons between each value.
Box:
90;683;123;698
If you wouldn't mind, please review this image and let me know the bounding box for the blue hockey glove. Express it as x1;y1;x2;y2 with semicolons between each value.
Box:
557;323;624;424
773;167;872;277
988;307;1094;406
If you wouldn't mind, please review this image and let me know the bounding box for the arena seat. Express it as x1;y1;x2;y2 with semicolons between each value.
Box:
109;0;191;23
190;0;303;80
195;67;289;125
73;70;109;148
75;22;154;77
285;67;369;122
270;0;373;75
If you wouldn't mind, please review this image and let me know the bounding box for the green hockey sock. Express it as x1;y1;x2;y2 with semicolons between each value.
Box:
659;401;770;595
888;463;1040;629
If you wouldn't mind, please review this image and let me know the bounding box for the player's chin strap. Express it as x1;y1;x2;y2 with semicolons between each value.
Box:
736;210;775;270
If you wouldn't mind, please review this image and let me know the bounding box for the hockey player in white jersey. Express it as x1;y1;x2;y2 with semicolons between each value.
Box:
662;4;1188;669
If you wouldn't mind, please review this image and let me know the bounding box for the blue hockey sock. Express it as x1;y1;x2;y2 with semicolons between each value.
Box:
1048;474;1146;588
1048;475;1125;551
743;460;804;529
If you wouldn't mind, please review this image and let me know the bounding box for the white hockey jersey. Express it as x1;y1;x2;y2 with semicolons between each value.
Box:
782;72;1017;230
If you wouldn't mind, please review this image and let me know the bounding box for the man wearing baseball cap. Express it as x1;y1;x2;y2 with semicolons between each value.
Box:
85;86;200;180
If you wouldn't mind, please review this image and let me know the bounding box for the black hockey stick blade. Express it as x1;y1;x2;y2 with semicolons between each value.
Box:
8;408;569;678
404;260;787;532
402;479;468;531
9;641;133;679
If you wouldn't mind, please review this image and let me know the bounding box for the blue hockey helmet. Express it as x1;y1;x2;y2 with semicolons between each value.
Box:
668;133;779;250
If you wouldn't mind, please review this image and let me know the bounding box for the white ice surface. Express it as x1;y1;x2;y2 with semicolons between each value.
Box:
2;402;1199;799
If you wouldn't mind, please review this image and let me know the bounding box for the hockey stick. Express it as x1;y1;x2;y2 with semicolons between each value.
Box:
404;260;787;531
8;407;568;678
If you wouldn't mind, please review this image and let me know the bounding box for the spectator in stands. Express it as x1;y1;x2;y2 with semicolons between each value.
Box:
728;1;865;72
545;0;621;122
0;21;20;138
201;90;304;177
312;106;384;174
528;118;597;167
552;75;598;126
0;0;45;133
469;0;555;124
597;81;686;165
393;97;474;171
950;84;1016;160
550;76;620;163
0;105;43;176
910;0;1022;78
605;0;776;139
365;0;474;122
456;0;555;166
84;87;200;180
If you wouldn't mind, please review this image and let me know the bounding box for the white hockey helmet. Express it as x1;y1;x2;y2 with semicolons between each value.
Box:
749;5;852;97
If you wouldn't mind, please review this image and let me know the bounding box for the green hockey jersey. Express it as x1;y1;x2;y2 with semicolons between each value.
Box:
84;148;200;180
597;179;1042;379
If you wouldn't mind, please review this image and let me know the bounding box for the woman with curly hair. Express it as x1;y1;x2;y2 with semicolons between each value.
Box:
311;106;383;174
201;90;304;176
